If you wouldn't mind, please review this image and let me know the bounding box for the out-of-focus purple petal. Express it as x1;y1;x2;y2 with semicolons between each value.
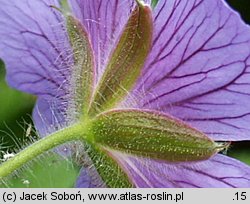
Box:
75;168;96;188
111;151;250;187
68;0;143;82
33;98;72;156
75;168;106;188
32;98;66;136
125;0;250;141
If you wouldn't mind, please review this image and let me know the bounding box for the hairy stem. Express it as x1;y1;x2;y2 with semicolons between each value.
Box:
0;123;87;179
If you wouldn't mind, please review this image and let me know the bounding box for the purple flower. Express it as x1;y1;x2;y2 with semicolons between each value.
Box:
1;0;250;187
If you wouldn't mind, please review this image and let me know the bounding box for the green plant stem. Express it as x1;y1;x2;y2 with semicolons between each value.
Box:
0;123;86;179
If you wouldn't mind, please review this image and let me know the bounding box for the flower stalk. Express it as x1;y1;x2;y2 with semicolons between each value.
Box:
0;123;87;179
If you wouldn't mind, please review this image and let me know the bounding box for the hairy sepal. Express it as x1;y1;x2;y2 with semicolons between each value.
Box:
81;141;133;188
88;4;153;116
90;109;229;162
66;15;95;120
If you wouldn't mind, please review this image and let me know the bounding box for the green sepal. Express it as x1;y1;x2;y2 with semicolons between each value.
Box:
66;15;95;119
90;109;230;162
88;3;153;116
81;141;133;188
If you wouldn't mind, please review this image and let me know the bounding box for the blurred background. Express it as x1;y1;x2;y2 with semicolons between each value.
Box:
0;0;250;187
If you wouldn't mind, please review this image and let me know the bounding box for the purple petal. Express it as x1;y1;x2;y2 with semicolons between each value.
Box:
33;98;72;156
111;152;250;187
0;0;73;135
75;168;106;188
68;0;140;82
32;98;66;136
125;0;250;141
0;0;71;100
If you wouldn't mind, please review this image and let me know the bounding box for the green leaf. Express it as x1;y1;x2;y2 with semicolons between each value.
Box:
88;3;153;116
90;109;229;162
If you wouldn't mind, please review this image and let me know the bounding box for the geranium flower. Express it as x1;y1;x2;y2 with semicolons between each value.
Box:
0;0;250;187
